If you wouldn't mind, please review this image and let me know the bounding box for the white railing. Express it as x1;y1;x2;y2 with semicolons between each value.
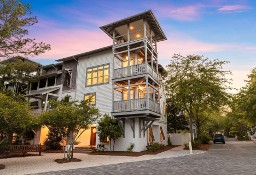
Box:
146;64;158;81
130;98;147;111
113;64;158;81
113;100;129;112
113;67;129;78
113;98;160;114
113;64;146;79
149;99;160;114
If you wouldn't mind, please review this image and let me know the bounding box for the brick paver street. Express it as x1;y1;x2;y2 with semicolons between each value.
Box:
31;141;256;175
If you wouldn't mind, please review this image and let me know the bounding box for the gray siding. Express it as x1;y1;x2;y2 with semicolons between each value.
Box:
76;50;113;114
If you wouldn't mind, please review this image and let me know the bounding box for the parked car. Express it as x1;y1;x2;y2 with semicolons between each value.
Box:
213;134;225;144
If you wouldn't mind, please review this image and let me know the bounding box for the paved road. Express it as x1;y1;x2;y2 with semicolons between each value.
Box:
32;141;256;175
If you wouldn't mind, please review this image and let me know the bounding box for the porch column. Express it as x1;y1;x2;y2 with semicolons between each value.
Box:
146;75;149;109
112;30;115;112
128;79;131;111
44;93;49;111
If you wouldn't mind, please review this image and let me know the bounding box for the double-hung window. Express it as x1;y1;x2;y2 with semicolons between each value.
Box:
86;64;109;86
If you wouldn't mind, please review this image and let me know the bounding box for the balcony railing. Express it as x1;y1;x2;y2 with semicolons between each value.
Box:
113;64;158;81
113;98;160;114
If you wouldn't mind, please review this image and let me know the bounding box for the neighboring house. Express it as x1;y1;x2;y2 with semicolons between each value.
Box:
0;56;41;94
28;10;168;152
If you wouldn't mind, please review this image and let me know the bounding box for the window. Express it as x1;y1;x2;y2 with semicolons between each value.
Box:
85;93;96;106
86;64;109;86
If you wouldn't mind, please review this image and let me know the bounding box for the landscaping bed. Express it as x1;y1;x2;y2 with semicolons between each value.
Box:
89;145;178;157
0;164;5;170
55;158;82;164
184;143;211;151
43;150;64;153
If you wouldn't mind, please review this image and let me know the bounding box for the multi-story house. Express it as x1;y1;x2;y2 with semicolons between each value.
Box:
28;10;168;152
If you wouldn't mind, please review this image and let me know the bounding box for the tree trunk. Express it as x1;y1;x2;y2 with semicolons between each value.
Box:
189;113;193;142
109;139;112;151
113;140;115;151
7;133;13;144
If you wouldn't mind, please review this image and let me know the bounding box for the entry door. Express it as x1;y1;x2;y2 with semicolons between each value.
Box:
90;127;96;146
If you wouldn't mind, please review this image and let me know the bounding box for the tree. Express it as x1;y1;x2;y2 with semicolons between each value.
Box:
236;68;256;125
39;96;100;159
166;98;188;133
0;56;39;93
97;114;123;151
0;0;50;58
165;54;231;140
224;68;256;138
0;92;38;144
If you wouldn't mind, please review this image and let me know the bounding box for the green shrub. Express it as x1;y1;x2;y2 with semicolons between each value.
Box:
147;142;164;152
237;135;250;141
168;137;172;146
192;139;202;149
44;139;62;150
0;139;8;153
199;133;211;144
127;143;135;152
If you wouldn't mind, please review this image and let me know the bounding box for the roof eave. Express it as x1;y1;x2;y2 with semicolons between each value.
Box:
100;10;167;42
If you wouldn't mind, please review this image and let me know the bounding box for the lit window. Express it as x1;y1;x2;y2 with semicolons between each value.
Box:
86;64;109;86
85;93;96;106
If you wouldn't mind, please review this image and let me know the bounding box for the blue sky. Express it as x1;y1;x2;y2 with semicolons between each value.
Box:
24;0;256;92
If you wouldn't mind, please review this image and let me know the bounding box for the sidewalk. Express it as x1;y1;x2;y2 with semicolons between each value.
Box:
0;146;204;175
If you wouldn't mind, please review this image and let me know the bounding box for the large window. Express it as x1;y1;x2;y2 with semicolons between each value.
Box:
86;64;109;86
84;93;96;106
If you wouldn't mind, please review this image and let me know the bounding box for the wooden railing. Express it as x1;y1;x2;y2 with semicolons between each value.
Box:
113;63;158;82
113;98;160;114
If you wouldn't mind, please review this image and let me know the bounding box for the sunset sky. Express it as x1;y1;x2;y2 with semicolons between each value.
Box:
24;0;256;92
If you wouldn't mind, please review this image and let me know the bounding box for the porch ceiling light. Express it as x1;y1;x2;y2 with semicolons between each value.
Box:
130;26;134;30
136;34;141;38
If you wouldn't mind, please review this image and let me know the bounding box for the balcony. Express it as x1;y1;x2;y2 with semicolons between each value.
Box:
112;98;160;117
113;64;159;81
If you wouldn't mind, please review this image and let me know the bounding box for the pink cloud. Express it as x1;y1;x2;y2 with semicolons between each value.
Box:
153;4;204;21
28;21;112;60
218;5;250;13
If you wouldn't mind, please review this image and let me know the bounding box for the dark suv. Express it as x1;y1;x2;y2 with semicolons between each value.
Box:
213;134;225;144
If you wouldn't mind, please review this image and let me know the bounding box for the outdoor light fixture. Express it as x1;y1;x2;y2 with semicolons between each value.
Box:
130;26;134;30
92;128;96;133
136;34;141;38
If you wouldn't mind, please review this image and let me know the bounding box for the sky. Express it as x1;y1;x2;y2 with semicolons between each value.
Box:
23;0;256;93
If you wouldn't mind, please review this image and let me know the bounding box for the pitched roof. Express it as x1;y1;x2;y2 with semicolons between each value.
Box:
100;10;167;42
56;45;112;62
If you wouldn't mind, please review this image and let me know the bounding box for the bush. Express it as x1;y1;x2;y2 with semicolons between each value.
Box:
0;139;8;153
168;137;172;146
147;142;164;152
44;139;62;150
199;133;211;144
127;143;135;152
192;139;202;149
237;135;251;141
